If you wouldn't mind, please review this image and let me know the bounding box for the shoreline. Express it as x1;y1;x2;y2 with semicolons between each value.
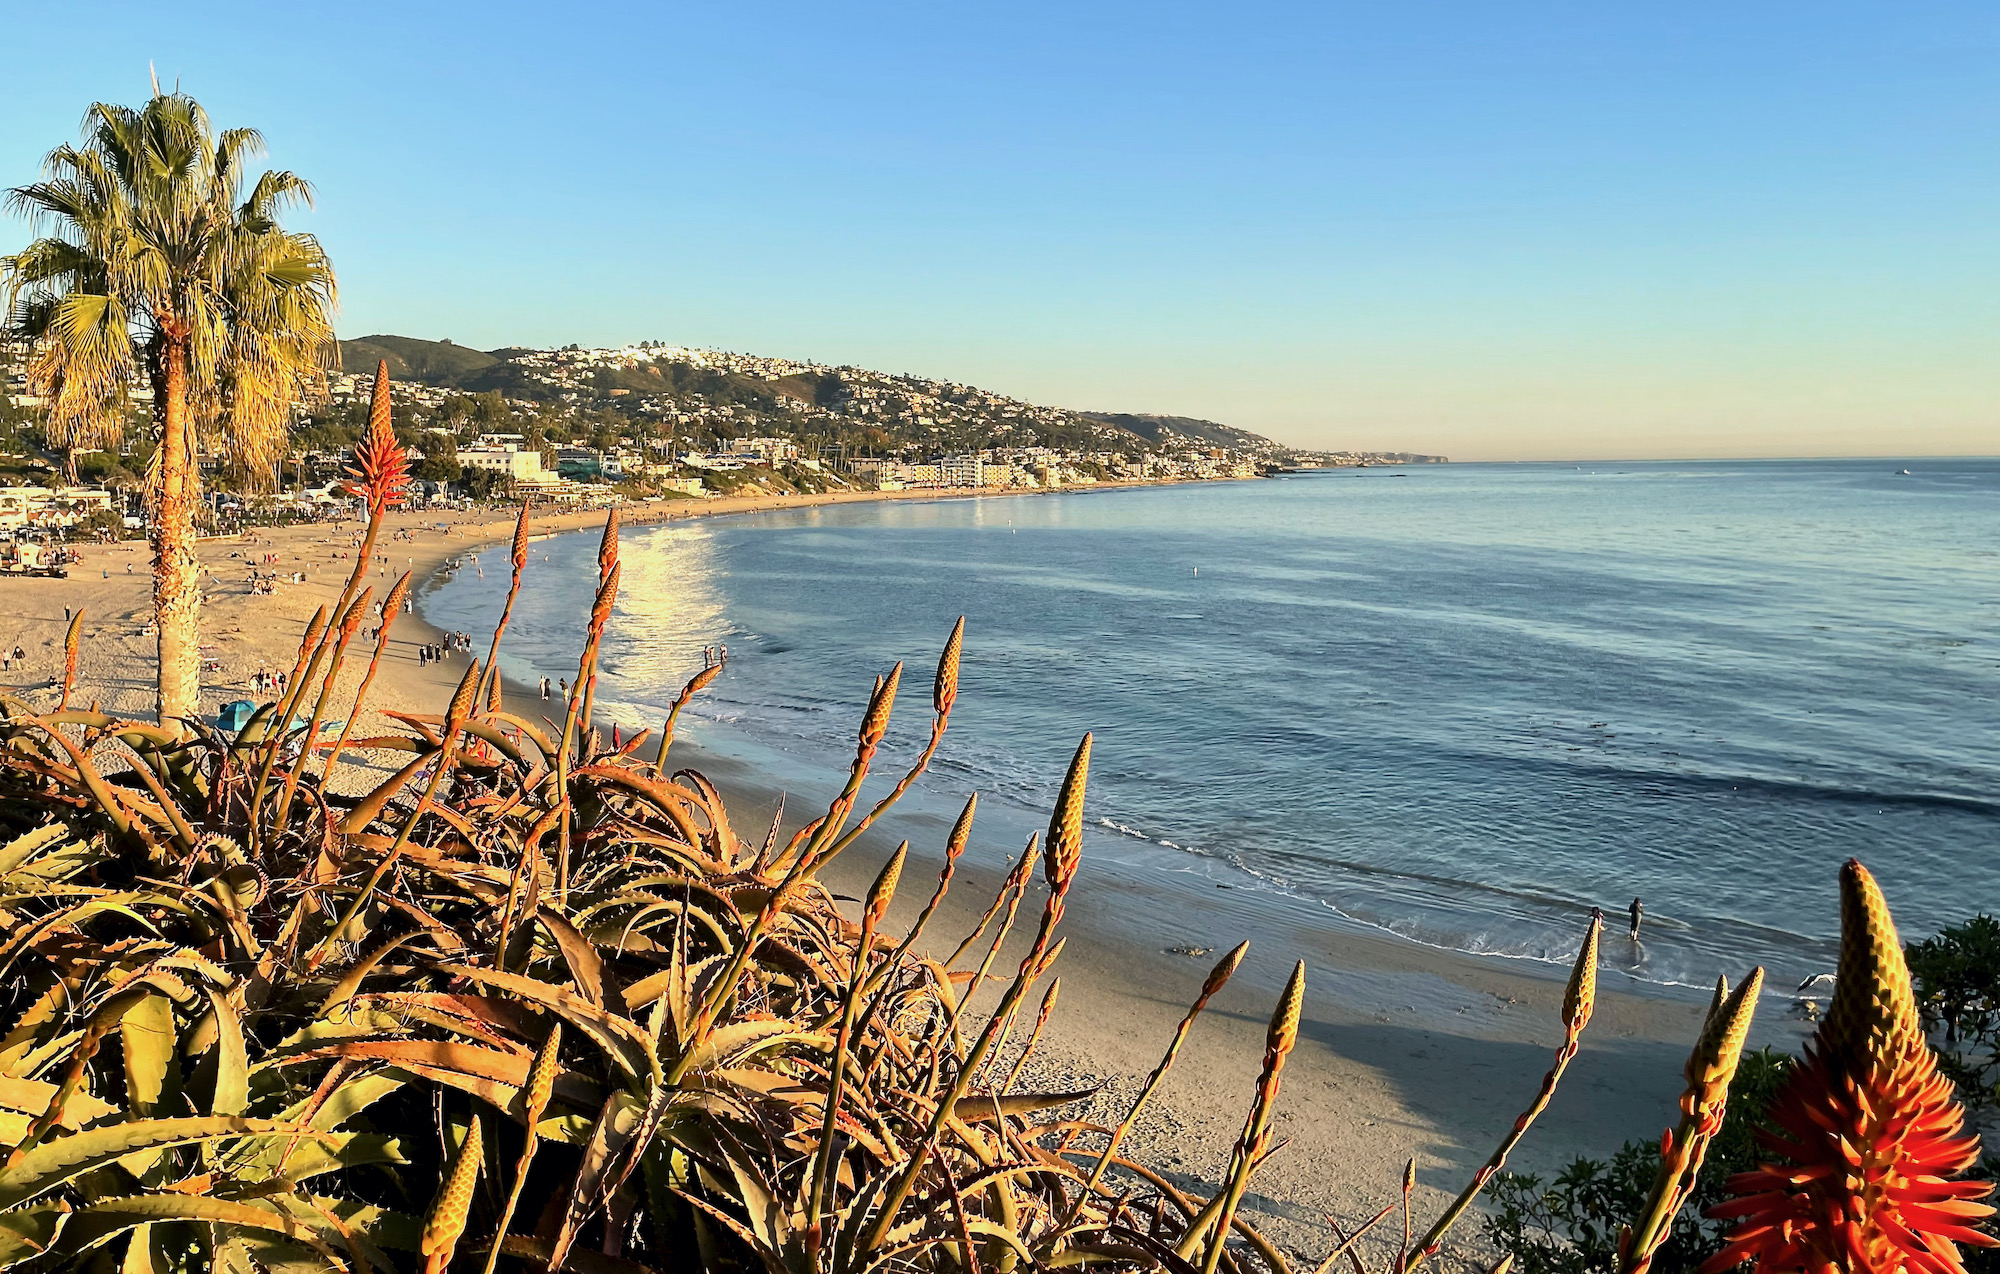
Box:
407;488;1816;1255
23;478;1812;1259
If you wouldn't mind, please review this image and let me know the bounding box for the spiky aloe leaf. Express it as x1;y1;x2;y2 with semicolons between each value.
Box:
293;1072;409;1132
539;909;606;1007
0;824;72;879
0;1078;117;1134
431;963;653;1080
119;990;177;1118
678;1020;831;1074
284;1038;532;1090
57;1192;353;1268
0;1205;63;1265
547;1093;643;1273
230;1132;409;1185
0;1118;330;1209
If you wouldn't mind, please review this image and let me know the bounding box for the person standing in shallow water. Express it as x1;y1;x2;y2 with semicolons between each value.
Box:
1628;897;1643;941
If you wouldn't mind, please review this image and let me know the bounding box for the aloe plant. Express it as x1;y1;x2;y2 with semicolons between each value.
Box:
0;376;1983;1274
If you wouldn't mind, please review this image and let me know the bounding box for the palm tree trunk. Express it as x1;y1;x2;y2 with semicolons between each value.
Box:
152;337;202;727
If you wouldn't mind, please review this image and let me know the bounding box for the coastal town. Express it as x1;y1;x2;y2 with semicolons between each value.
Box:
0;333;1444;531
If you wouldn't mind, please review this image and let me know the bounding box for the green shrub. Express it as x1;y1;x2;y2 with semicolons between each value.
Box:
1908;914;2000;1111
1481;1049;1791;1274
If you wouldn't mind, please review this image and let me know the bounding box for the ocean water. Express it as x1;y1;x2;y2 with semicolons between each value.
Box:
424;459;2000;994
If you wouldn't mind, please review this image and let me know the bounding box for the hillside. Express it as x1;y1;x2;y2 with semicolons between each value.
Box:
338;335;499;383
330;333;1289;458
1081;411;1273;450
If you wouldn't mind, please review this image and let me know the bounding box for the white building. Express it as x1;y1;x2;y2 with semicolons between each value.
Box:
0;486;115;529
936;455;985;487
459;445;547;483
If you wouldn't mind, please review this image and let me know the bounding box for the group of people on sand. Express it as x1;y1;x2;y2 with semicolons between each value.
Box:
0;643;26;674
251;668;290;696
246;569;306;594
417;632;473;668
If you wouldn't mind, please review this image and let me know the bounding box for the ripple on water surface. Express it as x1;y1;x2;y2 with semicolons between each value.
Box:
423;460;2000;995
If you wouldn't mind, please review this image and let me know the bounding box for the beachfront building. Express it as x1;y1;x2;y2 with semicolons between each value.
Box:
0;486;115;529
724;437;802;464
852;454;1045;490
459;443;548;484
936;454;985;487
554;447;627;481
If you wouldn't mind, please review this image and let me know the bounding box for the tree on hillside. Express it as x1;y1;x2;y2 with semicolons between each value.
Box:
2;91;337;725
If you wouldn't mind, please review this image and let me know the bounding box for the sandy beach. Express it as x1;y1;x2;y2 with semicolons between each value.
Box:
12;484;1813;1265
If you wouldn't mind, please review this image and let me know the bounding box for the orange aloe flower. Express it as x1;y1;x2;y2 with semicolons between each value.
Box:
1703;859;1994;1274
342;360;411;513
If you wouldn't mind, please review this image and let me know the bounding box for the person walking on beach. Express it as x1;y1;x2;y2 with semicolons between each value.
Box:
540;677;550;701
1628;897;1643;941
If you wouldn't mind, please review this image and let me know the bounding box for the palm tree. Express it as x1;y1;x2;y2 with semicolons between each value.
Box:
2;92;337;725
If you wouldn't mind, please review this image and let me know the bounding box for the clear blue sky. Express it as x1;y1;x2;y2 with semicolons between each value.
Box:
4;1;1996;460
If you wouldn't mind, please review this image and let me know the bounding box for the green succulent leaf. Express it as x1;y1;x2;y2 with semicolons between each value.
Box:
0;1117;327;1209
57;1192;352;1269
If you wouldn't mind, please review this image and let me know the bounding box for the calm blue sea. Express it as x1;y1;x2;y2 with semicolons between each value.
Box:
424;459;2000;993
